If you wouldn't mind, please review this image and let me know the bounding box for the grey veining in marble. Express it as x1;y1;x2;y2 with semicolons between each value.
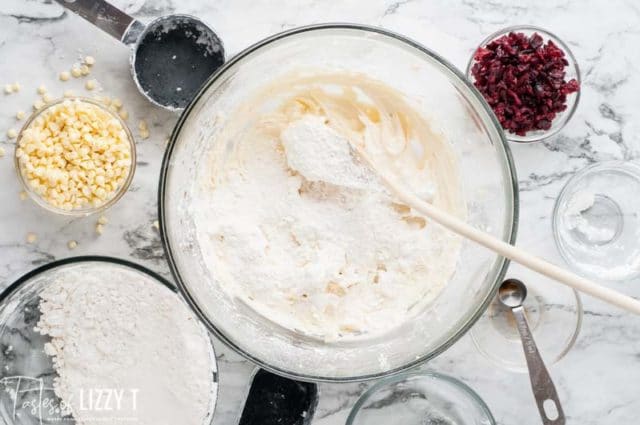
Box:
1;1;640;424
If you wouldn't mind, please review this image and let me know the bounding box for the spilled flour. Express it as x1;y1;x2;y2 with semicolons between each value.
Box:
194;72;466;340
35;264;216;425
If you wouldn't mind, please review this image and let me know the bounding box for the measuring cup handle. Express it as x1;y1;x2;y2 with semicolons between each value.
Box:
54;0;145;45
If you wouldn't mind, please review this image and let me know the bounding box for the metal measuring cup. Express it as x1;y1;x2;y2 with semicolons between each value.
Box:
55;0;225;111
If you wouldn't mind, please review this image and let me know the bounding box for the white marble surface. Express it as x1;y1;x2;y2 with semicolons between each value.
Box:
1;0;640;424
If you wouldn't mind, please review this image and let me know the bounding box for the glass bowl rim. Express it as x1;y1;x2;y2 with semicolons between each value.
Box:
552;160;640;281
0;255;220;424
14;97;137;217
345;370;497;425
158;22;520;383
465;24;582;144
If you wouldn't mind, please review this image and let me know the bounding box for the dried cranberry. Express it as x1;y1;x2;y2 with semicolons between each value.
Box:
470;31;580;137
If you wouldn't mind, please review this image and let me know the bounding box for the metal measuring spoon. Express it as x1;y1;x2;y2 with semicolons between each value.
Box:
55;0;225;111
498;279;565;425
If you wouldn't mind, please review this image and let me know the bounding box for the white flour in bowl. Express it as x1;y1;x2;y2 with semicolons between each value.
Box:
194;72;466;341
35;265;216;425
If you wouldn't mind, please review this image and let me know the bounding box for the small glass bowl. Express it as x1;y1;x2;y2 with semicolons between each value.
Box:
14;97;136;217
470;274;582;373
553;161;640;281
346;371;496;425
466;25;581;143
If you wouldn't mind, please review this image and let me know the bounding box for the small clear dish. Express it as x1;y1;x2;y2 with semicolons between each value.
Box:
552;161;640;281
346;371;496;425
470;272;582;373
14;97;136;217
466;25;581;143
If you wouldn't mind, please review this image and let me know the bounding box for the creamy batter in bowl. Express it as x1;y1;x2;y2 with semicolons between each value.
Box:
160;24;518;381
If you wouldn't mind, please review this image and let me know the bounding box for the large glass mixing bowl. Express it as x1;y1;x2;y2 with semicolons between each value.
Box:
159;24;518;382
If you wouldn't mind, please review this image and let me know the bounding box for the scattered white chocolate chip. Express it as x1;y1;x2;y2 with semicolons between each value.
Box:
37;85;47;95
138;120;148;131
97;215;108;225
33;99;45;110
119;109;129;120
16;110;25;120
67;240;78;249
7;129;17;139
80;65;90;76
19;190;28;201
63;90;74;98
12;82;21;92
95;224;104;235
152;220;160;230
112;98;123;109
59;71;71;82
43;93;54;103
85;79;96;90
0;147;5;158
71;67;82;78
26;232;37;244
84;55;96;66
4;84;14;94
139;129;150;140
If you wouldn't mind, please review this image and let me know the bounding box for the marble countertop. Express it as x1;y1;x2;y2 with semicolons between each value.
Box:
1;0;640;424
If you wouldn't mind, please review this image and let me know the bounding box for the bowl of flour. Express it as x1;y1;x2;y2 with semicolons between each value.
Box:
0;257;218;425
159;24;518;381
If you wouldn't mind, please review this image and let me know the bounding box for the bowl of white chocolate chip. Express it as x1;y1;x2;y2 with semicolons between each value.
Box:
14;97;135;216
160;24;518;382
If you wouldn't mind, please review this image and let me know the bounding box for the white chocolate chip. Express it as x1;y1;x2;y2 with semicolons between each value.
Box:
112;98;123;109
152;220;160;230
138;120;148;131
119;109;129;120
0;147;5;158
67;240;78;249
26;232;37;244
59;71;71;82
63;90;74;98
12;82;21;92
80;65;90;76
97;215;108;225
95;224;104;235
85;80;96;90
4;84;13;94
37;85;47;95
7;129;17;139
33;99;45;110
19;191;28;201
43;93;54;103
71;67;82;78
139;129;150;140
16;110;25;120
16;99;132;211
84;55;96;66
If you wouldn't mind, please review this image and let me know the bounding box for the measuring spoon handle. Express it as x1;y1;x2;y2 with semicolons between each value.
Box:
512;305;565;425
54;0;145;45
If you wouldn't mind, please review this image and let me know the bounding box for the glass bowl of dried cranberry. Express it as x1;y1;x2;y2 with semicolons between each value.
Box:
466;25;581;143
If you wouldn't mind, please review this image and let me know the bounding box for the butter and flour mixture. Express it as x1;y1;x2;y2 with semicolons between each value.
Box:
195;72;465;340
35;264;216;425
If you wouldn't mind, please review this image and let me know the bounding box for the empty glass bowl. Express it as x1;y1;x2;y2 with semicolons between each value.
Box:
346;371;496;425
466;25;581;143
471;272;582;373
